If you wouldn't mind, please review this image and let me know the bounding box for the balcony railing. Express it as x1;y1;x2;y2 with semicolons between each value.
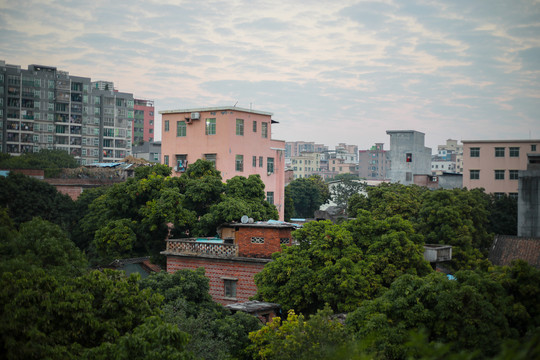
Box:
164;239;238;258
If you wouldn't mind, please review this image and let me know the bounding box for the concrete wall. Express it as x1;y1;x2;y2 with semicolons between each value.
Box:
166;255;268;305
386;130;432;185
518;168;540;237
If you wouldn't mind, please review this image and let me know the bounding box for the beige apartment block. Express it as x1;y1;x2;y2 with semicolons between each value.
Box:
290;151;321;179
462;139;540;197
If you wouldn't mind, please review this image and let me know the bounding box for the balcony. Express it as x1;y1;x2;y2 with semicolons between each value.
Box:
164;239;239;258
423;244;452;263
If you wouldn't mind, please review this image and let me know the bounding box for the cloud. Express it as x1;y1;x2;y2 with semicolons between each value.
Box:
0;0;539;150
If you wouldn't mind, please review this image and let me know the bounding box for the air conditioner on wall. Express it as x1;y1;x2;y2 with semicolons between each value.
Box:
190;112;200;120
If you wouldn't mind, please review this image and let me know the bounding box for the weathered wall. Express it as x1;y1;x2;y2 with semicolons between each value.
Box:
236;227;292;258
518;169;540;237
166;255;269;305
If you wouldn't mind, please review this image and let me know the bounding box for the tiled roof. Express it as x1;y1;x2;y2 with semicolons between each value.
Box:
489;235;540;268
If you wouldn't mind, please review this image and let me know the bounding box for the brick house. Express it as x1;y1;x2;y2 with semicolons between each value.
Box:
162;221;297;305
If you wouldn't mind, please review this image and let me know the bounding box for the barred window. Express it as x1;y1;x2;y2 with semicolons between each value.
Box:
251;237;265;244
280;238;290;245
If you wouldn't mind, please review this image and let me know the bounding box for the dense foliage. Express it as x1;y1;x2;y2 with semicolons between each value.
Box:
285;175;330;218
255;214;432;314
75;159;277;264
0;149;78;177
0;172;76;230
346;261;540;359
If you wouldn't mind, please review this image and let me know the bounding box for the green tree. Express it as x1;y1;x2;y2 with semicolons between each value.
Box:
487;193;517;235
141;269;261;360
248;307;349;360
0;217;87;277
197;175;278;236
0;172;76;230
286;176;329;218
415;188;492;270
347;182;425;220
134;163;172;180
0;149;78;177
345;265;540;359
82;316;194;360
94;218;137;259
255;215;431;314
330;178;365;212
0;269;164;359
283;185;295;221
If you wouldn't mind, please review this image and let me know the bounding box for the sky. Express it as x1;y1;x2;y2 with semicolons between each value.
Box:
1;0;539;152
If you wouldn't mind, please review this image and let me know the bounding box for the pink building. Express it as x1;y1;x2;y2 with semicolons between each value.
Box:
160;106;286;220
463;139;540;197
133;99;155;144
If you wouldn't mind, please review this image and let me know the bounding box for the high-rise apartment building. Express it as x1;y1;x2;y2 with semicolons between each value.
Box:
133;99;154;144
0;61;133;164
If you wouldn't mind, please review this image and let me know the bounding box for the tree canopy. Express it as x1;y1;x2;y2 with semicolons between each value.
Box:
285;175;330;218
0;149;78;177
255;214;431;314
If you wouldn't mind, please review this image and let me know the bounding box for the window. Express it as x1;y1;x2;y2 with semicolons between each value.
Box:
223;279;237;298
205;118;216;135
406;153;412;162
235;155;243;171
236;119;244;136
280;238;290;245
261;122;268;138
532;144;537;152
204;153;216;167
177;121;186;137
509;193;518;200
253;120;257;132
470;147;480;157
176;155;187;172
495;170;505;180
509;170;519;180
267;157;274;174
495;147;505;157
164;120;169;132
494;192;505;199
470;170;480;180
509;147;519;157
259;156;263;168
164;155;169;166
251;237;265;244
266;191;274;205
253;156;257;167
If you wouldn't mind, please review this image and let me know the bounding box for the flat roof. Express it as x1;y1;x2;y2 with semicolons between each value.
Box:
159;106;273;116
386;130;425;135
462;139;540;144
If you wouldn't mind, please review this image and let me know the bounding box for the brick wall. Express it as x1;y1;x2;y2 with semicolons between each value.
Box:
167;255;269;305
236;227;292;258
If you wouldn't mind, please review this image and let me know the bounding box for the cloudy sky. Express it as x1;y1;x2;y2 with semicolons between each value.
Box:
1;0;539;151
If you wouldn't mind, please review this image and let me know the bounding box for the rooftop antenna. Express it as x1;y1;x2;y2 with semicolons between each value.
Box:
234;101;238;107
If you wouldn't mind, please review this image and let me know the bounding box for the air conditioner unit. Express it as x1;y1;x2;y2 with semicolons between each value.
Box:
190;112;200;120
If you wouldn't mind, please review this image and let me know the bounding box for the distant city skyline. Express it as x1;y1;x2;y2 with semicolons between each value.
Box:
1;0;539;152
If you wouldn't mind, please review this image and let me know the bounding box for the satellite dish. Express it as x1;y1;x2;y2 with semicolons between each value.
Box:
241;215;249;224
